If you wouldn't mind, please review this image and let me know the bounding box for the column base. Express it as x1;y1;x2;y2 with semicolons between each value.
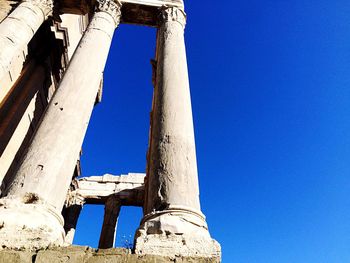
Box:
0;199;65;250
134;207;221;259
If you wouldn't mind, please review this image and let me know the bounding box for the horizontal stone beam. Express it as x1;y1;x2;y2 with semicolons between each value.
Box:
66;173;145;207
122;0;183;7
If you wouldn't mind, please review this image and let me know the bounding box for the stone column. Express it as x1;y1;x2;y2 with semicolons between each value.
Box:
0;0;122;249
0;0;53;81
98;196;121;249
135;7;221;259
64;204;83;245
63;195;85;245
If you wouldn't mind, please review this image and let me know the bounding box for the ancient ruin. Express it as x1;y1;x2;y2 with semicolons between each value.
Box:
0;0;221;261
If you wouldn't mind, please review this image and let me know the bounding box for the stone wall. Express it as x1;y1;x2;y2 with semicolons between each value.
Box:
0;246;220;263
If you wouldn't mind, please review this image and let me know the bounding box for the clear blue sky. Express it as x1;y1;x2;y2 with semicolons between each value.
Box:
74;0;350;262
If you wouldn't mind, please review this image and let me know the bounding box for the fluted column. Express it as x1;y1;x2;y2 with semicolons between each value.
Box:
135;7;221;259
98;196;121;249
0;0;53;81
0;0;121;249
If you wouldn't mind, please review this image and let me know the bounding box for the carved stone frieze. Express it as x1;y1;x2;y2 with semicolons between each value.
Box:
96;0;122;26
159;6;186;28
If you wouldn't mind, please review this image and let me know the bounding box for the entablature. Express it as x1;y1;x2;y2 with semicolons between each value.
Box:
59;0;184;26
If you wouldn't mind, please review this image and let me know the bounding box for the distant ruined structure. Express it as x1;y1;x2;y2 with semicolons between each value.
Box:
0;0;221;260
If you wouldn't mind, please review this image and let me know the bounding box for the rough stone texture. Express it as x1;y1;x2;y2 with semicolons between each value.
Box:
0;0;16;23
0;246;220;262
35;246;94;263
136;226;221;259
0;199;65;250
0;250;34;263
69;173;145;205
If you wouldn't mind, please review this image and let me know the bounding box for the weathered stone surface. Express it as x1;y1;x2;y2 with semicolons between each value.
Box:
35;246;92;263
0;0;16;22
135;232;221;259
0;247;220;262
0;250;34;263
0;199;65;250
68;173;145;206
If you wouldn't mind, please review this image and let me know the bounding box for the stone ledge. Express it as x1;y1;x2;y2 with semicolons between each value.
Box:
0;246;220;263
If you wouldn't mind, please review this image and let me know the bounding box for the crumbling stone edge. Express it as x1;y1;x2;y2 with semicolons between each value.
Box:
0;246;221;263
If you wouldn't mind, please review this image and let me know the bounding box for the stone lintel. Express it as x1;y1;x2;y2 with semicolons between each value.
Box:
83;188;144;206
59;0;184;27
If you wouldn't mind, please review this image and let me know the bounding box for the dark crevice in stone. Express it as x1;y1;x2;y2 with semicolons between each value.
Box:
31;253;37;263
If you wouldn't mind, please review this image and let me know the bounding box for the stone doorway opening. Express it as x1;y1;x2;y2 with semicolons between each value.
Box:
73;205;105;247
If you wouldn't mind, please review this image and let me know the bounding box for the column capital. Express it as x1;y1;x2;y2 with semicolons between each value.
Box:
23;0;54;16
65;192;85;207
96;0;122;27
159;6;186;28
